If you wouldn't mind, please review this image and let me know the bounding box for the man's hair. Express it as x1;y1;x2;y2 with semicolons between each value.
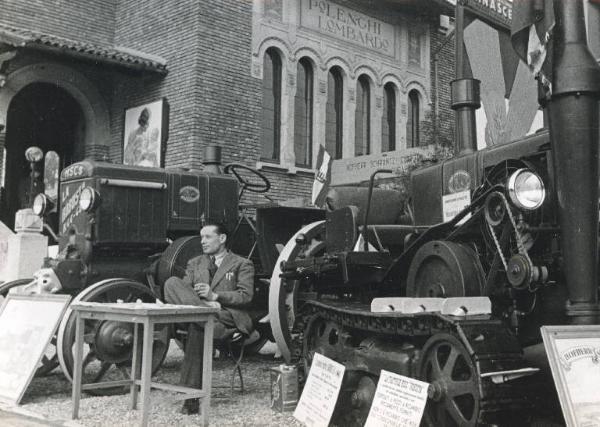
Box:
202;222;229;239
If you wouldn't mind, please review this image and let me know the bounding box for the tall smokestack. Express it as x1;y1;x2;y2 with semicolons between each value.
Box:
452;2;481;155
548;0;600;324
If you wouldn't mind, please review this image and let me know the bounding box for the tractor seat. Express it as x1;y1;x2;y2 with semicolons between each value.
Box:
325;186;408;225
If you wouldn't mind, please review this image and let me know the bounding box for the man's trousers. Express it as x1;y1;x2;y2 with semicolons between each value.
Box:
164;277;236;388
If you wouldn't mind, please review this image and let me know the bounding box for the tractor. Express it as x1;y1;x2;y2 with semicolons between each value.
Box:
266;1;600;425
0;145;323;391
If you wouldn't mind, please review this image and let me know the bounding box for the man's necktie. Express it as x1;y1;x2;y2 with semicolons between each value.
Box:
208;256;218;282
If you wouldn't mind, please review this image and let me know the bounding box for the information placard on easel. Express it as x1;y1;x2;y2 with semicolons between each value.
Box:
365;370;428;427
294;353;345;427
541;325;600;427
0;294;71;404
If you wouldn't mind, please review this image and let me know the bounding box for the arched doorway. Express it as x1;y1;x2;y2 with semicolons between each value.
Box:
2;83;84;228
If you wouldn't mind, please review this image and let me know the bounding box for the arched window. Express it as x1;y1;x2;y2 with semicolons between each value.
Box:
294;58;313;167
382;83;396;152
325;66;343;159
355;75;370;156
261;48;282;161
407;89;420;148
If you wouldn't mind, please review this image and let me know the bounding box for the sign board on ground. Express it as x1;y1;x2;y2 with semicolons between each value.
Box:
542;325;600;427
0;294;71;404
365;370;429;427
294;352;345;427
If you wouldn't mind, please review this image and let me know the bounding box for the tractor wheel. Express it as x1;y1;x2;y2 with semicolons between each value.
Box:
406;240;484;298
269;220;325;363
57;279;170;395
418;333;483;426
155;236;203;292
0;279;60;376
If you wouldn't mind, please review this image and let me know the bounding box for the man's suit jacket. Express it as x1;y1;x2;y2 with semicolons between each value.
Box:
182;251;254;334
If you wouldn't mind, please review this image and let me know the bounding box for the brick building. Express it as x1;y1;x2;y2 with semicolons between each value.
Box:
0;0;456;227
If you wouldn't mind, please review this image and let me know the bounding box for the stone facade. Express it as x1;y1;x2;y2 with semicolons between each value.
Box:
0;0;455;209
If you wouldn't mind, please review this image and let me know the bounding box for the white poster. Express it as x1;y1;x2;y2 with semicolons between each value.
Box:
542;326;600;427
365;370;429;427
294;353;345;427
442;190;471;223
0;294;71;404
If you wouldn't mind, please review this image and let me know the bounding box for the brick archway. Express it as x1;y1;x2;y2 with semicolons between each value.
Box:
0;61;110;153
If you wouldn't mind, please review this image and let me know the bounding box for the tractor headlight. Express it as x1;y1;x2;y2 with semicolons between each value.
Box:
32;193;53;216
78;187;100;212
507;169;546;210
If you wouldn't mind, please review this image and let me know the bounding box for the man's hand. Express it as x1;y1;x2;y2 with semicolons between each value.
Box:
194;283;218;301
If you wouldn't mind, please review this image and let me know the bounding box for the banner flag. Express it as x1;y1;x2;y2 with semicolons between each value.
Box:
312;145;332;207
510;0;555;93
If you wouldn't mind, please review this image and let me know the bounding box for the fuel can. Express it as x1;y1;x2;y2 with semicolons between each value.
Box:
270;364;298;412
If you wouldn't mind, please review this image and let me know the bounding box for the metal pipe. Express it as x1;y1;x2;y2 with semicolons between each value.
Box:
452;2;480;155
203;145;222;175
549;0;600;324
362;169;392;251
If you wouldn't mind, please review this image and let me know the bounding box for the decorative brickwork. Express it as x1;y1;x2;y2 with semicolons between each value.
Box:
0;0;455;208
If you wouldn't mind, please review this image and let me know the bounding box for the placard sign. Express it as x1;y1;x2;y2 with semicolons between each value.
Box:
0;294;71;404
442;190;471;223
294;353;345;427
542;325;600;427
365;370;428;427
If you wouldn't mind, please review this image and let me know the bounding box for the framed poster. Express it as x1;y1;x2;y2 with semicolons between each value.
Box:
123;98;169;168
0;294;71;404
541;325;600;427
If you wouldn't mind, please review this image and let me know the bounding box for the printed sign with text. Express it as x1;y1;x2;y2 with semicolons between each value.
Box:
294;353;345;427
365;370;429;427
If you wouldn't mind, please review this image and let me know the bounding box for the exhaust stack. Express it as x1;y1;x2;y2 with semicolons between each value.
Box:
203;145;222;175
548;0;600;324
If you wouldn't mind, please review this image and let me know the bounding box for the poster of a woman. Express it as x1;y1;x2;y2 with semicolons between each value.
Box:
123;99;168;167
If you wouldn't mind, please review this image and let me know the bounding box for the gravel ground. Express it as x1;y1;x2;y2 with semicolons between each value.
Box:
5;343;304;427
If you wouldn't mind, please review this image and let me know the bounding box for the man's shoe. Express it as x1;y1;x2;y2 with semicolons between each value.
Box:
181;398;200;415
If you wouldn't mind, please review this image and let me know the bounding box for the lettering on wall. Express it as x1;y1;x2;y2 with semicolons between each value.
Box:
465;0;513;30
301;0;395;56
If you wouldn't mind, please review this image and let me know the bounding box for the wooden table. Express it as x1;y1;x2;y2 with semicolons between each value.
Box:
70;302;219;427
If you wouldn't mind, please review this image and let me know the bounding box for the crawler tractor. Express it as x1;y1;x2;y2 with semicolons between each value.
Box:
268;1;600;425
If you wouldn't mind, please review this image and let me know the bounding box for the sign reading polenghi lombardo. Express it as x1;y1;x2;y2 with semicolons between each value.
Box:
300;0;396;56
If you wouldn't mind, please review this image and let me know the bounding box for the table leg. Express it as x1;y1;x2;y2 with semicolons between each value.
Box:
130;323;141;410
201;315;214;427
71;315;85;419
140;320;154;427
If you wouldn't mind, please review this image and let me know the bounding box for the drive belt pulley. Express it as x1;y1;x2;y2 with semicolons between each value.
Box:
484;191;544;291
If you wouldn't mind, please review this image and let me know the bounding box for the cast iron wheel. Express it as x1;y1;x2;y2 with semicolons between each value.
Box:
224;163;271;194
418;333;482;427
406;240;484;298
0;279;60;376
301;315;340;372
57;279;170;395
269;221;326;363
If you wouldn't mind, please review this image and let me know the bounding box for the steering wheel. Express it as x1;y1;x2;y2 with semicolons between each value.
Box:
223;163;271;194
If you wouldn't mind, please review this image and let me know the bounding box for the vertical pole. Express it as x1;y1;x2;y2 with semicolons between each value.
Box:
201;315;214;427
140;320;154;427
452;1;480;155
549;0;600;324
455;2;465;80
130;323;141;410
71;314;84;420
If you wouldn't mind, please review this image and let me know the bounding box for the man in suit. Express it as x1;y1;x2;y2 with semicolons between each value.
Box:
164;222;254;414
